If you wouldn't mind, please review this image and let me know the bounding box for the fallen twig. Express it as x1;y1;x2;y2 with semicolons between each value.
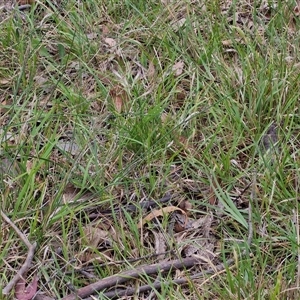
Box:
62;256;198;300
78;250;174;269
82;258;236;300
18;4;32;11
1;210;31;248
1;210;37;295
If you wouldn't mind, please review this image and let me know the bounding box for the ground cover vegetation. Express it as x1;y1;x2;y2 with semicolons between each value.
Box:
0;0;300;299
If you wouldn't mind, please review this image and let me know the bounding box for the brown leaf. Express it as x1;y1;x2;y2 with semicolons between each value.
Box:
171;18;186;31
83;225;108;249
62;185;93;204
178;199;193;216
15;275;38;300
104;38;117;47
110;86;128;113
87;33;98;40
147;61;155;81
221;39;232;46
138;206;186;228
102;25;110;36
34;74;48;86
173;212;191;232
183;241;215;262
114;95;123;113
288;1;300;32
160;112;169;123
0;99;8;115
0;79;11;86
152;230;166;259
208;184;217;205
78;250;108;264
209;177;218;206
26;160;33;175
172;61;184;76
190;214;213;232
294;1;300;17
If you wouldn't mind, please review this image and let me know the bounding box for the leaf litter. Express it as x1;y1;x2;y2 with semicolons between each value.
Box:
1;0;298;298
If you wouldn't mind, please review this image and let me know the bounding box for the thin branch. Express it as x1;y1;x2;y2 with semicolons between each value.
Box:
1;210;37;295
18;4;32;10
62;257;198;300
78;250;174;270
84;258;236;300
3;242;37;295
1;210;31;248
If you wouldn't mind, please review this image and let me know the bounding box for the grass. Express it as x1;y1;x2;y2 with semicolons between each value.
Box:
0;0;300;299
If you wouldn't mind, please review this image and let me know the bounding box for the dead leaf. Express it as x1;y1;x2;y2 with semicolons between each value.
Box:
138;206;186;228
102;25;110;36
114;95;122;113
178;135;188;147
160;112;169;123
0;79;11;86
221;39;233;46
34;74;48;86
104;38;117;47
190;214;213;232
173;212;192;232
175;88;186;101
87;32;98;40
209;176;218;206
183;240;215;262
288;1;300;32
208;184;217;206
178;199;193;215
62;185;94;204
57;139;80;156
15;275;38;300
110;86;128;113
83;225;108;249
172;61;184;77
294;1;300;17
147;61;155;81
26;160;33;175
152;230;166;259
171;18;186;31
